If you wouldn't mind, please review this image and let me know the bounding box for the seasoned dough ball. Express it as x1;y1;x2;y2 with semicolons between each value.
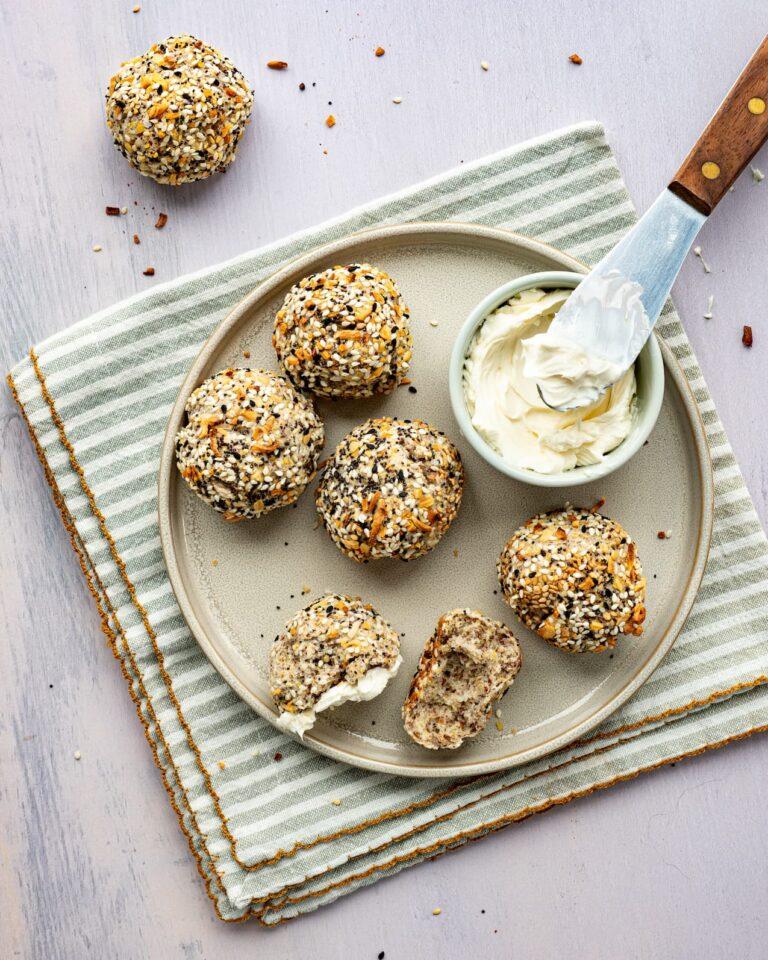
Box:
403;609;522;750
269;594;402;736
497;507;646;653
273;263;413;399
105;35;253;185
316;417;464;562
175;368;324;520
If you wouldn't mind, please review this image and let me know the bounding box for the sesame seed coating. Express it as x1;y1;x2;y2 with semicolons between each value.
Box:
497;508;647;653
105;35;253;185
272;263;413;399
269;594;400;715
175;367;324;520
316;417;464;562
403;609;522;750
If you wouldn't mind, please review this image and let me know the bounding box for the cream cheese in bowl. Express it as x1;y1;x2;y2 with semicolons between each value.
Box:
462;288;637;475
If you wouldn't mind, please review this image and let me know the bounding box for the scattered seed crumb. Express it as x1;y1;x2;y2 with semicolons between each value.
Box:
703;294;714;320
218;760;226;770
495;708;502;718
569;53;583;64
592;496;606;512
392;96;402;104
322;148;328;155
480;60;489;71
299;82;306;90
74;750;82;760
432;908;442;916
429;319;439;327
92;245;102;252
325;114;336;127
301;585;311;595
273;752;283;762
453;548;459;558
375;46;385;57
267;60;288;70
211;559;218;567
143;267;155;276
751;165;765;183
657;531;667;539
331;798;342;806
665;530;673;538
495;720;504;732
243;350;251;359
120;206;128;215
408;385;418;394
105;205;120;216
133;234;140;244
378;953;385;960
693;246;712;273
132;5;140;12
155;212;168;229
743;324;754;348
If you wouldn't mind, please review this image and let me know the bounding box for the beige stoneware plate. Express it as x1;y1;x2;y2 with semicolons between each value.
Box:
158;223;713;778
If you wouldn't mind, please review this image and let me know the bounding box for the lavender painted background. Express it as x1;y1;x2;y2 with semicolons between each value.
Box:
1;2;766;957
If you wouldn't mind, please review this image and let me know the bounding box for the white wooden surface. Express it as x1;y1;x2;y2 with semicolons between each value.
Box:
2;2;767;957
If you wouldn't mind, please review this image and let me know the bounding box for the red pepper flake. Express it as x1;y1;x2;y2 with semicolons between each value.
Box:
375;46;385;57
155;212;168;229
569;53;583;64
267;60;288;70
105;206;121;216
325;114;336;128
273;751;283;762
591;497;606;512
133;234;140;245
143;266;155;276
657;531;667;539
742;325;753;347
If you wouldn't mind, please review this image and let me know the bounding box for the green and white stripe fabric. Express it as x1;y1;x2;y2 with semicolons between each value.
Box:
9;122;768;924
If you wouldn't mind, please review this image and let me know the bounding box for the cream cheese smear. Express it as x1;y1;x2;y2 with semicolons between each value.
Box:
463;288;637;474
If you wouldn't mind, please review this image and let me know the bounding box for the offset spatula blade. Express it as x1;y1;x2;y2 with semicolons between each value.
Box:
546;189;706;370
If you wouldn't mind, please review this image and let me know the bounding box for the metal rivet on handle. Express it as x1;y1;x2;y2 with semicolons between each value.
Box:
701;161;721;180
748;97;766;115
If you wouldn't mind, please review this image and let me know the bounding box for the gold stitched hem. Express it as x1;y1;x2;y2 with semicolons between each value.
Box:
12;352;768;925
7;372;252;925
256;720;768;925
25;350;252;870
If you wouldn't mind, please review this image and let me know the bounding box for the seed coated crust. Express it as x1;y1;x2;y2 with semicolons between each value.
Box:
105;35;253;185
316;417;464;562
269;594;401;714
272;263;413;399
175;368;324;520
403;609;522;750
497;508;647;653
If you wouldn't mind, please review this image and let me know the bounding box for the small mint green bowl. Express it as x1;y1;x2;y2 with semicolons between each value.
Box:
448;271;665;488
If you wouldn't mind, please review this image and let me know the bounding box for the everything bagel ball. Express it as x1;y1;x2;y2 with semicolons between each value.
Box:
316;417;464;562
105;35;253;185
175;368;324;520
273;263;413;399
497;507;646;653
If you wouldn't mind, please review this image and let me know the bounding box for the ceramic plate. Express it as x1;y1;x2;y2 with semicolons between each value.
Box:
158;223;713;778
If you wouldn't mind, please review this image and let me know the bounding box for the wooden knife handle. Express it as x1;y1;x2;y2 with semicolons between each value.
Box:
669;35;768;215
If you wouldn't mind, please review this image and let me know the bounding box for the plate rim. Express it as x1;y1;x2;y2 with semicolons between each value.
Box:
158;221;714;778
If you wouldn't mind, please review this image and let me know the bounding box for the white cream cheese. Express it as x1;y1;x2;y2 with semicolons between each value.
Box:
525;271;649;410
463;288;636;474
275;656;403;738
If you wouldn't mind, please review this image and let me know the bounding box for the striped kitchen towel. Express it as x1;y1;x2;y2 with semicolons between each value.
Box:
8;121;768;924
